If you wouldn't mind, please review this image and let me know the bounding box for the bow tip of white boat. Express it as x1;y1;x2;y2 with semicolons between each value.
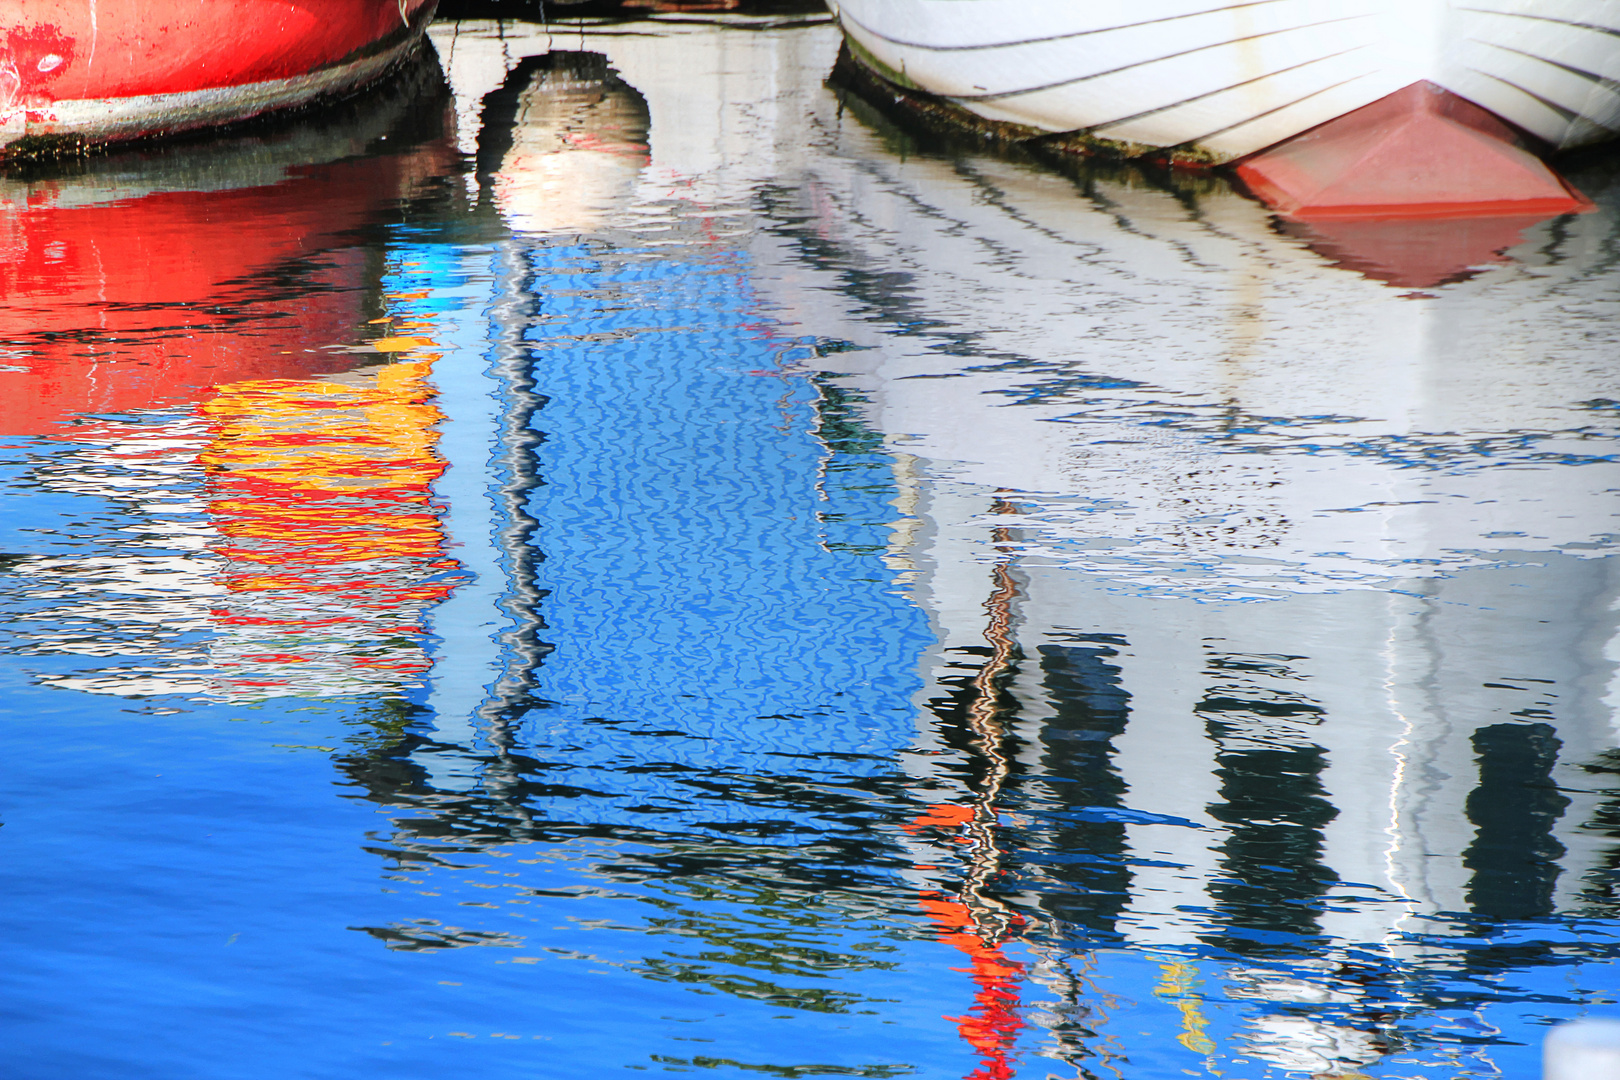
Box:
829;0;1607;225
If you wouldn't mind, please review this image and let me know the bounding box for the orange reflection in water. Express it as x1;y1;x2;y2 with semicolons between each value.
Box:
921;893;1028;1080
909;798;1029;1080
199;347;462;701
15;342;459;703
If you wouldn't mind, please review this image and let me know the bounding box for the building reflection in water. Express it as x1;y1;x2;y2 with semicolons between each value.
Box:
0;14;1616;1080
342;40;939;1006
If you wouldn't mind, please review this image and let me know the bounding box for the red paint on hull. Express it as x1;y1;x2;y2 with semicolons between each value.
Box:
0;0;436;149
5;1;436;99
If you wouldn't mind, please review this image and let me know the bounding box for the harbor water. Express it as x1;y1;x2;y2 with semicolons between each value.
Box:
1;12;1618;1079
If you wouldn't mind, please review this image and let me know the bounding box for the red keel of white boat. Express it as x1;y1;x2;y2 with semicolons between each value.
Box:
1235;82;1592;287
1235;82;1589;221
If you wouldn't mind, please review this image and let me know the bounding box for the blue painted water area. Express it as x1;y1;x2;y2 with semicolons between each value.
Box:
1;17;1619;1080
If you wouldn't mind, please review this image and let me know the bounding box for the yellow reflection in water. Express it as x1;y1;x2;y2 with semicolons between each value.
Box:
200;350;461;700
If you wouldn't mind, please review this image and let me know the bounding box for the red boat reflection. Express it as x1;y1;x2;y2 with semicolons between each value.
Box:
2;58;472;703
0;60;457;436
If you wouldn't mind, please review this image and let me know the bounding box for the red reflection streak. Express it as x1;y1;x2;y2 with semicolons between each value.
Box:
0;142;454;436
911;796;1028;1080
906;804;977;833
919;889;1028;1080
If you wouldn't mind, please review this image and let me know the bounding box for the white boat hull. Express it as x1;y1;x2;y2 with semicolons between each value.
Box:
827;0;1620;161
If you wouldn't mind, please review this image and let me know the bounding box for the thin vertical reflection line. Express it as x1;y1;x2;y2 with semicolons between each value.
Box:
1381;588;1420;923
477;237;553;734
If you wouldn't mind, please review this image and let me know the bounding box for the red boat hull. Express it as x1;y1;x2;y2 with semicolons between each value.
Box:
0;0;437;153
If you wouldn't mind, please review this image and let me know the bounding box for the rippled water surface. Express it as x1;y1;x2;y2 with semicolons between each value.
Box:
3;14;1620;1080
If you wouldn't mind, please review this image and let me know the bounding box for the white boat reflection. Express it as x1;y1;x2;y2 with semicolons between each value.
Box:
733;4;1620;915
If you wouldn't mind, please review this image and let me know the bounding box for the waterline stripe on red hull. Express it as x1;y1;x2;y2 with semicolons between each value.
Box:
11;41;414;145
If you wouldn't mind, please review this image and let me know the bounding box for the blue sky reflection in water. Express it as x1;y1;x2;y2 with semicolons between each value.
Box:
1;14;1619;1080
